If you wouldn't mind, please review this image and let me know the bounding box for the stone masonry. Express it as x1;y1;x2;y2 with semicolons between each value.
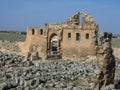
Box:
18;11;99;60
93;32;116;90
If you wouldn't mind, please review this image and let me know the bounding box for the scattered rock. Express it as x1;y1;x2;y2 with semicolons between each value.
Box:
0;51;120;89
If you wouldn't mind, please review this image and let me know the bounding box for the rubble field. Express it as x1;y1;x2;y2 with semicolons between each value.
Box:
0;52;120;90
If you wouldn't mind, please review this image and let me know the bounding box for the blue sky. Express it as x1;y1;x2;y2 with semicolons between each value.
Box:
0;0;120;32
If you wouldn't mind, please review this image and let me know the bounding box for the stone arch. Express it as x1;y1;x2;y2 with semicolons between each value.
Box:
47;33;62;59
80;12;97;29
49;33;60;52
65;11;97;30
49;33;58;41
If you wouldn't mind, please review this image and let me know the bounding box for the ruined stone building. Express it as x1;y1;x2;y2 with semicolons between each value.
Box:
18;12;99;60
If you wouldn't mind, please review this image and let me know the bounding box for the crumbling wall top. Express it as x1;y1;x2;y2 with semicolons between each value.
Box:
65;11;98;30
66;12;80;26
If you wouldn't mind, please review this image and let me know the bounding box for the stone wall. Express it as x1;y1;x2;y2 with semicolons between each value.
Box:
18;27;47;58
113;47;120;58
93;32;116;90
18;11;98;60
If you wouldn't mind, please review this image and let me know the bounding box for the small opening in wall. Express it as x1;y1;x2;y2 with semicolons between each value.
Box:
32;29;35;35
76;33;80;41
86;33;89;39
68;33;71;38
40;29;43;35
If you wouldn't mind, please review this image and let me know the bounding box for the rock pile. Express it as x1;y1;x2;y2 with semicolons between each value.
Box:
0;52;120;90
0;52;95;90
0;40;20;53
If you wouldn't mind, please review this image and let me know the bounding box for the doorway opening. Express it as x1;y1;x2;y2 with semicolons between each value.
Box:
47;34;62;59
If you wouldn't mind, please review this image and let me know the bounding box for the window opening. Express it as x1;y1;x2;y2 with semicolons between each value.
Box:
68;33;71;38
40;29;43;35
32;29;35;35
86;33;89;39
76;33;80;41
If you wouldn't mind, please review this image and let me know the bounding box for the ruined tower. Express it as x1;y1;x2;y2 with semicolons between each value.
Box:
93;32;115;90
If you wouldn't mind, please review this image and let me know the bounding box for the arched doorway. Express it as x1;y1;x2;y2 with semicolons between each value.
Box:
50;35;59;55
47;33;62;59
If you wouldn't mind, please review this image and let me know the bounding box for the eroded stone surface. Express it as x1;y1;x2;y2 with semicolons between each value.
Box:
93;32;116;90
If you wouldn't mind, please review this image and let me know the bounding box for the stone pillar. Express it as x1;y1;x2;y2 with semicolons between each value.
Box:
94;32;115;90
